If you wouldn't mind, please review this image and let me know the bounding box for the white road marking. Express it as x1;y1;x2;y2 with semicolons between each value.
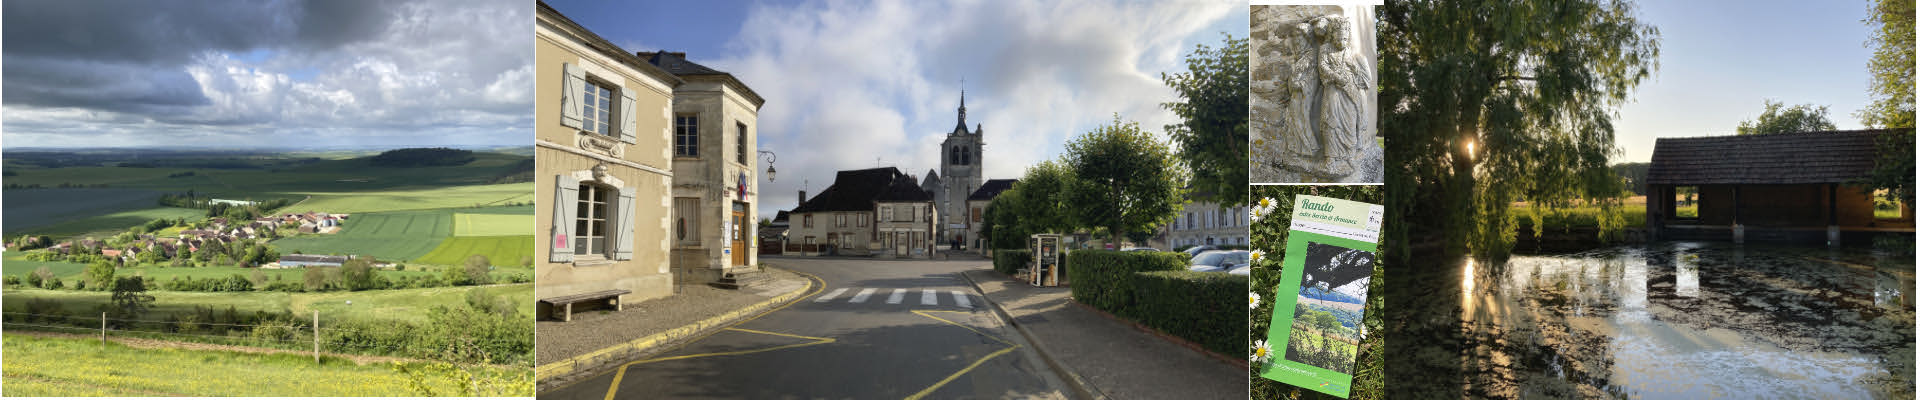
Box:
952;291;972;308
849;288;877;303
921;289;938;305
815;288;849;302
886;288;906;304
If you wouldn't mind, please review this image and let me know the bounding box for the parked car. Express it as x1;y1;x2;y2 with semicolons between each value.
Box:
1120;247;1159;252
1226;265;1250;275
1183;245;1220;258
1187;250;1249;273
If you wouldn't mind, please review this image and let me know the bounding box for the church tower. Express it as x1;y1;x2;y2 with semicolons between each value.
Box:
938;90;984;246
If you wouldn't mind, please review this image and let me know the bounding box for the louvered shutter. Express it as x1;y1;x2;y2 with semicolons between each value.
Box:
550;174;579;262
613;186;637;260
560;63;585;129
618;87;638;144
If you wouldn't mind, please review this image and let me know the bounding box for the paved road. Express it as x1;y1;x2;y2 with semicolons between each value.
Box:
540;257;1068;400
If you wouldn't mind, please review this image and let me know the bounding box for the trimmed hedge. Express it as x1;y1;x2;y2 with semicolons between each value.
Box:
993;249;1031;275
1066;250;1185;313
1128;270;1248;356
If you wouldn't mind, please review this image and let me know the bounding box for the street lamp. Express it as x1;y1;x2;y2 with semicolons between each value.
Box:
759;150;778;182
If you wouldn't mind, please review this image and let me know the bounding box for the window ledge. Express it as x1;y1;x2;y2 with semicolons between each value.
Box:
573;256;615;267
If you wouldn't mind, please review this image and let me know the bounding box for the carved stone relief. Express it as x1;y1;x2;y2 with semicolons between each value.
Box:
1250;5;1382;184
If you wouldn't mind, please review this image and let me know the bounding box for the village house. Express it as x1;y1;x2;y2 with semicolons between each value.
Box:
277;254;349;268
964;179;1017;253
1162;192;1250;250
535;2;683;319
640;50;766;285
786;167;939;258
1645;129;1915;244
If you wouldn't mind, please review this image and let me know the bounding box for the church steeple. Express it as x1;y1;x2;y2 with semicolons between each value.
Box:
955;90;968;133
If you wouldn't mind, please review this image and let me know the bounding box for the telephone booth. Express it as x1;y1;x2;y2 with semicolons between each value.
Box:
1030;234;1063;287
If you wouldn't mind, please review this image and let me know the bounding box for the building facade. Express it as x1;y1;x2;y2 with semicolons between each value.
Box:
964;179;1017;253
786;167;938;258
1645;129;1915;244
934;92;984;247
1162;196;1250;249
536;3;681;309
641;51;766;284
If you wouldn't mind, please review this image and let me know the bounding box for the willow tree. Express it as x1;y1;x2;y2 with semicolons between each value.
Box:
1379;0;1660;260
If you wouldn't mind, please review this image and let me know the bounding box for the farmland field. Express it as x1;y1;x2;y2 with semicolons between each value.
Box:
286;182;534;214
8;206;207;241
2;283;533;324
0;254;90;280
453;213;534;236
2;189;166;235
270;209;453;262
415;236;535;267
0;334;530;396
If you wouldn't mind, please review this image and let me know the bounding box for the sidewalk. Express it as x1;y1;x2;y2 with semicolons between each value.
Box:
535;268;812;388
963;269;1248;400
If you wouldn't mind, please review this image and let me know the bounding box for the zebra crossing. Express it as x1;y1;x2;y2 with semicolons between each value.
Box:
813;287;978;308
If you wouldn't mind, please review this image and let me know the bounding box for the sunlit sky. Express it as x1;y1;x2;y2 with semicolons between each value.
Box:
545;0;1249;211
1612;0;1882;163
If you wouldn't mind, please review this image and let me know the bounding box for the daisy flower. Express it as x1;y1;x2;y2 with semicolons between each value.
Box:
1249;291;1262;309
1249;249;1265;264
1251;340;1272;364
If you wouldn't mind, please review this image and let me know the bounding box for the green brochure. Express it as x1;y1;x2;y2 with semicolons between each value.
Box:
1257;194;1384;398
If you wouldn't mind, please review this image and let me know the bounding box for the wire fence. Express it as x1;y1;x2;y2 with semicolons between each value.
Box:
2;311;531;363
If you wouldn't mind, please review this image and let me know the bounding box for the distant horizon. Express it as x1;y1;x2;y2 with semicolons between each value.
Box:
0;143;532;153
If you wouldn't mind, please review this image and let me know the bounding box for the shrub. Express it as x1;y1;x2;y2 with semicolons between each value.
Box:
1066;250;1186;314
993;249;1031;275
1127;270;1247;356
23;298;65;322
3;275;19;286
464;255;493;285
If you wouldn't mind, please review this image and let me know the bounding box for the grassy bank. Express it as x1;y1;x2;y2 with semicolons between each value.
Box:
2;284;533;324
0;333;530;396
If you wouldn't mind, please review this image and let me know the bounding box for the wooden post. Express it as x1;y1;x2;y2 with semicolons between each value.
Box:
100;312;106;347
312;310;319;364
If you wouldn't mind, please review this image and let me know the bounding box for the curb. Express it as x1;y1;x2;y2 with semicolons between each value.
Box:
959;270;1107;400
535;267;815;385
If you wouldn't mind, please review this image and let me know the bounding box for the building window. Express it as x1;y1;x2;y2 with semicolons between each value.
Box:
675;197;700;245
857;213;868;227
675;114;699;157
736;122;749;164
804;214;813;228
971;207;982;223
805;236;815;245
581;80;615;136
879;205;891;220
575;184;610;256
837;213;847;227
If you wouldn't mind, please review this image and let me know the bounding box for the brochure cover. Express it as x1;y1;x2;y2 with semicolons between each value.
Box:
1257;194;1384;398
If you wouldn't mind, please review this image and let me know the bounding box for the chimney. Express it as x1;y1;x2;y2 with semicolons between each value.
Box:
798;190;808;204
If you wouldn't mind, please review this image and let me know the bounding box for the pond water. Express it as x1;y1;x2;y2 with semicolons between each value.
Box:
1390;242;1915;399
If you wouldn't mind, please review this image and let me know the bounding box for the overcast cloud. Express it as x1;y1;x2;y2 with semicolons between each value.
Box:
2;0;531;149
702;0;1241;210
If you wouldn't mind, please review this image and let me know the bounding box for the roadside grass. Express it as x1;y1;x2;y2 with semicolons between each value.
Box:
287;182;534;214
2;283;533;324
1509;196;1648;231
416;236;534;268
271;209;454;261
0;333;531;397
453;213;534;237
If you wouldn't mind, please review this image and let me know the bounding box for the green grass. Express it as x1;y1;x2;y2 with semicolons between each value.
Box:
270;209;453;262
453;213;534;236
0;333;530;396
9;206;207;241
1510;201;1649;230
415;236;534;267
2;283;532;324
1;253;91;280
286;182;534;214
3;188;162;235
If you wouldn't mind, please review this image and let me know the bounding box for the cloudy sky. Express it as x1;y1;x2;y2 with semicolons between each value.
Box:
2;0;531;149
548;0;1248;211
1613;0;1881;162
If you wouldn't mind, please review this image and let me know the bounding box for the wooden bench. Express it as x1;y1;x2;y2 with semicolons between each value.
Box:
540;289;631;322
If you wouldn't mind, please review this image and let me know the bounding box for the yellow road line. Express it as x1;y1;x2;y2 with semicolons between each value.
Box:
603;327;835;400
903;309;1022;400
588;271;827;400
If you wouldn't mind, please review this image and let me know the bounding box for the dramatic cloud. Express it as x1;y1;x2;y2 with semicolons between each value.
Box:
2;0;531;149
704;0;1241;210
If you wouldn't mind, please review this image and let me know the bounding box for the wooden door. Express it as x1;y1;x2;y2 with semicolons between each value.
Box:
731;209;747;266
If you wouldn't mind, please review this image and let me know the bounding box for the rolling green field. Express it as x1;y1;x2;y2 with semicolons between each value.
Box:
8;206;207;240
287;182;534;214
270;209;453;262
2;283;533;324
3;188;162;234
0;254;90;279
415;236;535;267
453;213;534;236
1;334;530;396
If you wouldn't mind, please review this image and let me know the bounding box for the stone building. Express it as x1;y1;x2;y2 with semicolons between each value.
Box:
1645;129;1914;244
929;92;985;247
1162;194;1250;249
640;51;765;284
964;179;1017;253
535;2;682;312
786;167;938;258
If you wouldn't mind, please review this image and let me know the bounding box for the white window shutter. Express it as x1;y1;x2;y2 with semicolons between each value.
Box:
613;186;637;260
560;63;585;129
619;87;638;144
551;174;580;262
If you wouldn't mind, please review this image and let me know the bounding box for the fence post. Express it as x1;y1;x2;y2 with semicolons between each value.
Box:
313;310;320;364
100;312;106;347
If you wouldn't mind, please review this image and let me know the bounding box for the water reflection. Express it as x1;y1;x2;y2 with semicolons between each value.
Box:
1389;242;1916;399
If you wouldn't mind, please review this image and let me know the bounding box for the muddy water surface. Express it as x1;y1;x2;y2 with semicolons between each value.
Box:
1390;242;1914;399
